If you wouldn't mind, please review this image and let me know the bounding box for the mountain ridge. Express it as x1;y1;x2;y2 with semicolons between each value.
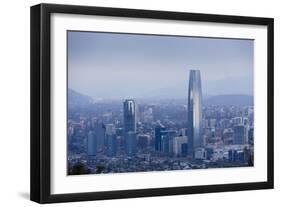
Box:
68;88;253;106
68;88;92;107
204;94;253;106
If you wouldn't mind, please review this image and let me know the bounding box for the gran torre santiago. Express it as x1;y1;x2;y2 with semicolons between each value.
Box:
187;70;203;157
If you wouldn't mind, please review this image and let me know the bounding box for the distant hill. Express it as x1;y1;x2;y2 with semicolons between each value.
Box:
68;88;92;107
204;95;253;106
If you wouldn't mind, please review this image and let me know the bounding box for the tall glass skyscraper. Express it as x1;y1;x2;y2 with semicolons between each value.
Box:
87;131;97;156
123;100;137;156
123;100;136;133
187;70;203;156
155;123;165;151
105;124;117;157
91;119;105;152
125;131;137;156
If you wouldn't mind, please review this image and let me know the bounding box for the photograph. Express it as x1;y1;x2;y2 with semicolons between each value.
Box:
67;31;254;175
29;3;274;203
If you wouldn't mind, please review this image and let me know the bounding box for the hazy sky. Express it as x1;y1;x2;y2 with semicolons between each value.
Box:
68;31;254;99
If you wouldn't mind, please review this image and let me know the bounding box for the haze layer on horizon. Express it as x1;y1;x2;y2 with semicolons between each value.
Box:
68;31;254;100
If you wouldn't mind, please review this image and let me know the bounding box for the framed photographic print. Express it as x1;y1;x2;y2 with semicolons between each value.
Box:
30;3;274;203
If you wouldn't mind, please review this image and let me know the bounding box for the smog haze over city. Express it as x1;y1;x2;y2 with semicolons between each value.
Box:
67;31;254;175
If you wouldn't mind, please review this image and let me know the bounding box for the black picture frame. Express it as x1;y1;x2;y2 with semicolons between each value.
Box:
30;3;274;204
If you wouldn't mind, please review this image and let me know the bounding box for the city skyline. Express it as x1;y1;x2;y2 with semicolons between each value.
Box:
68;31;254;99
68;69;254;175
67;31;254;175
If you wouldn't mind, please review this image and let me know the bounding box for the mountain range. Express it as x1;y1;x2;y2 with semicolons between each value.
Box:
68;88;253;107
68;88;93;107
204;94;253;106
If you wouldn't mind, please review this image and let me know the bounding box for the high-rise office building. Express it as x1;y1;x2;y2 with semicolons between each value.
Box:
123;100;136;133
125;131;137;156
87;131;97;156
123;100;137;156
105;124;117;157
232;117;243;125
187;70;203;156
233;125;246;145
155;126;176;154
162;130;177;154
248;127;254;145
243;117;249;144
173;136;188;157
155;123;165;151
91;118;105;152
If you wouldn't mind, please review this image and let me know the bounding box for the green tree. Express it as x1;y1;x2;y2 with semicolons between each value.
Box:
69;162;90;175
